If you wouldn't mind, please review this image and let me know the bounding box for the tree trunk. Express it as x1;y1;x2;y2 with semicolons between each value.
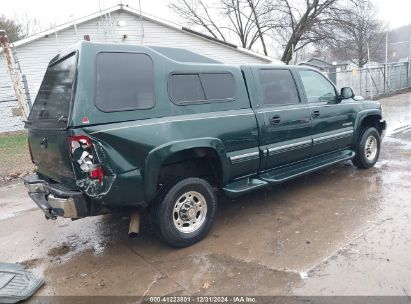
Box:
246;0;268;55
281;40;294;64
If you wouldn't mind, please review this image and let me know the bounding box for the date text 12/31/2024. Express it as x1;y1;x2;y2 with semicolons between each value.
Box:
147;296;257;303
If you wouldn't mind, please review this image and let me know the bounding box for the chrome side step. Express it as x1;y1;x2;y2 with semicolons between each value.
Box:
223;177;268;198
223;149;355;197
260;149;355;184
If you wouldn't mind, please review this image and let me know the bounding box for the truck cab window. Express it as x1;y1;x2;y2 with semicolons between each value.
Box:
258;69;300;106
299;70;337;103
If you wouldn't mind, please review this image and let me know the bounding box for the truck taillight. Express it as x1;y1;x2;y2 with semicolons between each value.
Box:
89;166;104;183
69;135;92;153
69;135;105;184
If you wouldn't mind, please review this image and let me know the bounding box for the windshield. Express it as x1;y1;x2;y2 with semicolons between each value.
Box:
28;53;77;125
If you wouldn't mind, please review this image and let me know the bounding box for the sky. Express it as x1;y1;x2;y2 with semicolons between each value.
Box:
2;0;172;29
374;0;411;29
1;0;410;34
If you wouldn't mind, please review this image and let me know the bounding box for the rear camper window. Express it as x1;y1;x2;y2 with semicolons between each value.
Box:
28;53;77;124
95;52;154;112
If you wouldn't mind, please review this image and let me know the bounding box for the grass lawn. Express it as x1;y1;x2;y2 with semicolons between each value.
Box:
0;133;28;154
0;132;33;176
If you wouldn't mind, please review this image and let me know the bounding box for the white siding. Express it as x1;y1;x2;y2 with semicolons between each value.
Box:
0;101;26;132
0;9;269;132
0;60;26;132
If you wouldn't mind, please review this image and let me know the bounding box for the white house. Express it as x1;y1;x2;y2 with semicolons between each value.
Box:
0;4;278;133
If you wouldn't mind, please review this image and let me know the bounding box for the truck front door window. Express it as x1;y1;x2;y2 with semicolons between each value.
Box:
300;70;354;156
299;70;337;103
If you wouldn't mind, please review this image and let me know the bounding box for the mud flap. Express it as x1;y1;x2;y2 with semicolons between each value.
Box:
0;263;44;303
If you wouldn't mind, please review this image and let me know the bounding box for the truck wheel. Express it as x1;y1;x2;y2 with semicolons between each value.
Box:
151;177;218;247
352;127;381;169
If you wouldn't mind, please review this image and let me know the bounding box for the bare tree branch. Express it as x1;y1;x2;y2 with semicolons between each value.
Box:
169;0;226;40
317;1;387;67
170;0;271;53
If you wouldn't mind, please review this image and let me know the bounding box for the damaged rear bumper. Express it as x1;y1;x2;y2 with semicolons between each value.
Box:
23;174;88;219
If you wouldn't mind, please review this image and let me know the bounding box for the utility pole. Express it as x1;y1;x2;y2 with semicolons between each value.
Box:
409;36;411;86
138;0;145;44
0;30;28;119
367;42;373;99
385;32;388;93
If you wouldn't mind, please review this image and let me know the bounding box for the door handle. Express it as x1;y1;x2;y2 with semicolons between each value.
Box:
311;110;320;118
270;115;281;125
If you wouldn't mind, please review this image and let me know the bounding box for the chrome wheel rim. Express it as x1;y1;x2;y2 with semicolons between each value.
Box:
173;191;207;233
365;135;378;161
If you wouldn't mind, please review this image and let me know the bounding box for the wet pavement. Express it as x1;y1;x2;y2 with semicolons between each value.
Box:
1;92;411;299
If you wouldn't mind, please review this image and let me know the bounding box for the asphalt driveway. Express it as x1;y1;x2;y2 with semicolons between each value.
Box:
1;92;411;300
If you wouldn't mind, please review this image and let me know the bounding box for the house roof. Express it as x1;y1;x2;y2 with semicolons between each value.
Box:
298;62;325;71
299;57;358;69
306;57;333;67
11;4;279;64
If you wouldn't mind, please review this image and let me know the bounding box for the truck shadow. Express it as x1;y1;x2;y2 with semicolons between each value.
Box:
119;161;382;266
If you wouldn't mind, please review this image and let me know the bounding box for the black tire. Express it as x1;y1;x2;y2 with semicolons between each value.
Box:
151;177;218;247
352;127;381;169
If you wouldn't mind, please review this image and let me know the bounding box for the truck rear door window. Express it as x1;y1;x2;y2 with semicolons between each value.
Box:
95;52;154;112
169;72;235;104
258;69;300;106
28;53;77;125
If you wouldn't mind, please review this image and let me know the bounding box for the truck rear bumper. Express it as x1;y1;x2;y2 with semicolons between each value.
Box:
23;174;88;219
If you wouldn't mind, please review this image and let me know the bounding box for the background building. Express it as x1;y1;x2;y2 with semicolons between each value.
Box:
0;4;277;133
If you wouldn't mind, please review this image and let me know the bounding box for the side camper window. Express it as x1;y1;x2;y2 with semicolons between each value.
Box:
95;52;154;112
169;72;236;104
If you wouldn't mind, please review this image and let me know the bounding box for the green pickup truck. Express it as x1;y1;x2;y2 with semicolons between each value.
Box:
24;41;386;247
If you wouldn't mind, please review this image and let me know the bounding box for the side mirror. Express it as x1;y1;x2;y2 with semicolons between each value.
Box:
340;87;355;100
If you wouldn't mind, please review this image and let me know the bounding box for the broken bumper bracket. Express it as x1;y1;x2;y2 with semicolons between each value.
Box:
23;174;89;219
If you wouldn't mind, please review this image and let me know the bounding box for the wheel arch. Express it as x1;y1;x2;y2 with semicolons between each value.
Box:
144;138;229;202
353;110;383;145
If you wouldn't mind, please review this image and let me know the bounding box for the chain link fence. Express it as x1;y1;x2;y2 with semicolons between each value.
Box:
329;61;411;99
0;72;34;181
